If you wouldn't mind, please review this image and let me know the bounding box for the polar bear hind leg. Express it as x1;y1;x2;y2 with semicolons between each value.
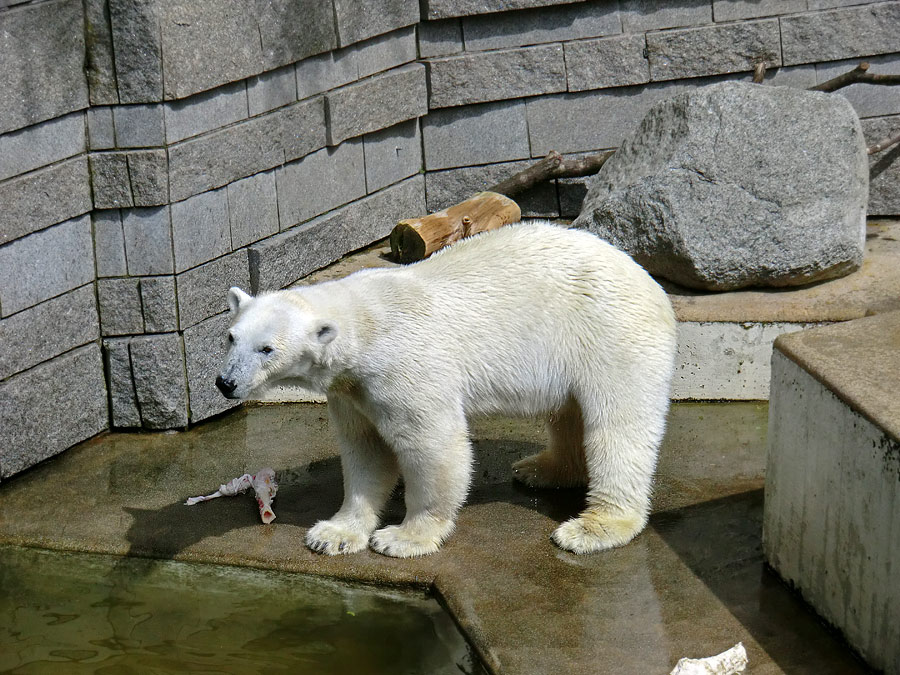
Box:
512;395;589;489
551;383;669;555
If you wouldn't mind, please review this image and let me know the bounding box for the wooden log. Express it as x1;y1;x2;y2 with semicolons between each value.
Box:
389;191;521;263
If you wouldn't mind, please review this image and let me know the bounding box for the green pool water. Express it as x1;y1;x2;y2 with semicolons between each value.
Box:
0;546;483;674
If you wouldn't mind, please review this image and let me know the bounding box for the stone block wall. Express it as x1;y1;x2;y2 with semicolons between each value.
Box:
418;0;900;218
1;0;899;478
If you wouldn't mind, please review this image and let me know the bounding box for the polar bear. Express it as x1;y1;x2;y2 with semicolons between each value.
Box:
217;221;677;558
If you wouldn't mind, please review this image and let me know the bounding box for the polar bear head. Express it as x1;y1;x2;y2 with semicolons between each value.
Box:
216;287;337;400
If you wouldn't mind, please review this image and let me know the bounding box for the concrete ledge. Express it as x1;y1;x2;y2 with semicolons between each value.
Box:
763;311;900;673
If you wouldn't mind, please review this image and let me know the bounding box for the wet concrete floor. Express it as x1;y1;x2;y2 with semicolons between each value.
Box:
0;402;872;674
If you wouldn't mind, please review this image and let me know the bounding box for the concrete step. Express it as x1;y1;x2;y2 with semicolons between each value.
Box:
253;219;900;403
763;310;900;673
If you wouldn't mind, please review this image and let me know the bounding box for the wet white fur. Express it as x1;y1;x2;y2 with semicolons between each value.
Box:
219;221;677;557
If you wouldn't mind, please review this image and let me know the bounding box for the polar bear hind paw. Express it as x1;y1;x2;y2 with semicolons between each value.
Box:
512;452;586;488
551;508;645;554
306;520;370;555
370;518;455;558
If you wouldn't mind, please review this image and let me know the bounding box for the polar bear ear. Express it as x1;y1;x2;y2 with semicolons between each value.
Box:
227;287;252;314
314;321;338;346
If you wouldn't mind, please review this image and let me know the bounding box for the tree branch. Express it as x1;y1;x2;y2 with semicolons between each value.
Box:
868;130;900;155
810;61;900;92
489;150;615;197
752;62;766;84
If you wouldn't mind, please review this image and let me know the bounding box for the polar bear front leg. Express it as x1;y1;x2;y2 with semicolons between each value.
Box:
306;396;399;555
370;414;472;558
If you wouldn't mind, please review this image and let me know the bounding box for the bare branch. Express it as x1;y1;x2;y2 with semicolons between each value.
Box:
752;62;766;84
811;62;900;92
490;150;615;197
868;131;900;155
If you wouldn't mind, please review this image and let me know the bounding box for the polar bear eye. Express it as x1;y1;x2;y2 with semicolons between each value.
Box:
260;346;274;355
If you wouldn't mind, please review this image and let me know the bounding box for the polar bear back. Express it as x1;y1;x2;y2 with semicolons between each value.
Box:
304;221;676;416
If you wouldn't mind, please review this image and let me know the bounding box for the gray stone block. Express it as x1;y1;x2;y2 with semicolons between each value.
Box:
170;188;231;273
781;3;900;66
122;207;174;276
164;82;249;144
326;63;427;145
176;250;250;329
0;112;86;182
248;65;297;117
647;19;782;82
183;312;240;423
526;80;683;156
0;0;89;135
462;2;621;51
0;215;94;317
296;49;359;101
0;285;98;381
363;119;423;193
573;82;869;291
103;337;141;428
0;344;107;479
864;115;900;216
160;0;261;100
84;0;119;105
256;0;337;70
816;54;900;119
114;104;166;147
251;175;424;290
276;96;328;163
422;99;530;170
276;141;366;229
93;210;128;278
90;152;133;209
339;174;426;252
418;18;463;58
712;0;806;20
228;171;280;248
356;26;418;79
129;333;189;429
565;34;650;92
333;0;419;47
87;107;115;150
140;276;178;333
424;160;558;217
807;0;876;7
620;0;712;32
98;278;144;336
423;0;580;20
167;114;286;202
0;158;91;246
249;207;326;291
127;149;170;206
427;44;566;108
109;0;163;103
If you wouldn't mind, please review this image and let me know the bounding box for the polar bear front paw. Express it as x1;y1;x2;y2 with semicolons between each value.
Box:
551;508;645;554
370;518;455;558
306;519;370;555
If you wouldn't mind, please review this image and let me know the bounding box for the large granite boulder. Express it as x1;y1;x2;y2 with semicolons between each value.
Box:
573;81;869;291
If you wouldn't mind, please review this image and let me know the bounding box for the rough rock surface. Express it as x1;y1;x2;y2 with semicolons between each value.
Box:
573;81;869;291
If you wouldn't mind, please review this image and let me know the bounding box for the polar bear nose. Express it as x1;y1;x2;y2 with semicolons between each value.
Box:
216;375;237;397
